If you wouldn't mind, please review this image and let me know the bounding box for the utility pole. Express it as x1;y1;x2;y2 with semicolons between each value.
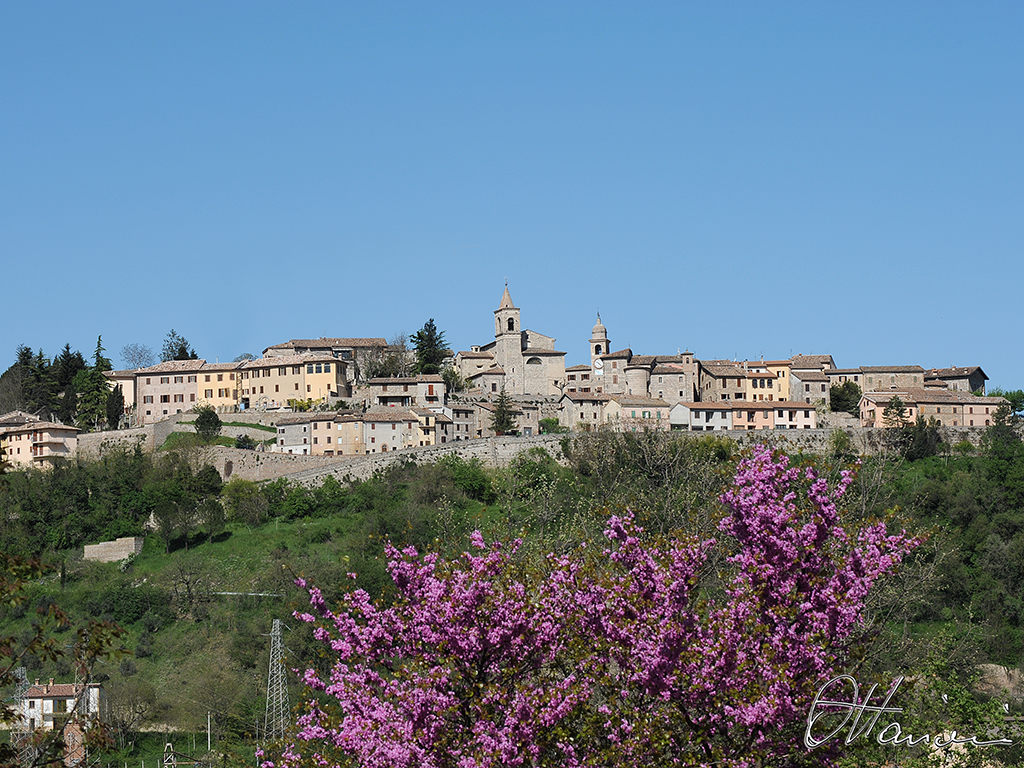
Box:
264;619;289;742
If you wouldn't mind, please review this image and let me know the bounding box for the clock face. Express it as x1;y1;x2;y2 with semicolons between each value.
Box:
594;359;604;369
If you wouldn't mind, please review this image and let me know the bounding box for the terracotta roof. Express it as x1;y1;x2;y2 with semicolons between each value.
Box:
0;421;80;435
24;682;82;698
602;349;633;360
861;366;925;373
675;401;731;410
791;354;835;369
628;355;657;367
361;410;418;423
200;361;244;372
561;392;613;403
137;359;206;374
701;363;745;377
860;388;1006;406
521;348;565;355
925;366;987;380
458;351;494;359
367;375;443;385
468;366;506;378
265;338;387;351
0;411;40;426
610;396;670;408
827;368;862;375
793;371;830;382
104;369;138;378
565;364;592;372
651;364;687;375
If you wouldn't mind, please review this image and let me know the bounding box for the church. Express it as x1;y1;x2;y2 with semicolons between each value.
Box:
455;285;567;396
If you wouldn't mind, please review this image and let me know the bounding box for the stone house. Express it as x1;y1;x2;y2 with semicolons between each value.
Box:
274;415;314;454
826;368;864;388
564;365;594;394
791;369;831;407
860;366;926;391
474;401;540;438
924;366;988;394
698;362;748;402
364;375;445;408
558;392;612;430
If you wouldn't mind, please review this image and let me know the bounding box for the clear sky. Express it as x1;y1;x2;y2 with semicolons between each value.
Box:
2;3;1021;386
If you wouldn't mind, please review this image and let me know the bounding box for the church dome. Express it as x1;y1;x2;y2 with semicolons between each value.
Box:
592;314;607;336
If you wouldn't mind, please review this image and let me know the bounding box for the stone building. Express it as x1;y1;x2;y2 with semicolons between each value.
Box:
455;285;566;396
924;366;988;394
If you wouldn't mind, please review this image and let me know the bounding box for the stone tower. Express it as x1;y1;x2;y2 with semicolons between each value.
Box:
493;283;523;393
589;313;609;366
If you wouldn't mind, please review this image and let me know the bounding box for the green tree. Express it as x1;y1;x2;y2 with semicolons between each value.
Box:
92;336;113;372
490;387;517;436
882;395;909;429
194;405;222;443
441;364;465;393
829;381;862;416
412;319;447;375
988;387;1024;417
233;352;256;362
539;417;566;434
106;383;125;429
234;433;257;450
72;368;110;430
161;329;199;362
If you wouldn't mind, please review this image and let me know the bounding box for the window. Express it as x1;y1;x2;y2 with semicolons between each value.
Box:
279;367;287;376
160;395;170;403
315;364;322;373
307;364;314;373
144;396;154;404
191;394;196;402
205;389;213;398
173;394;184;402
54;699;68;714
217;374;224;381
174;376;183;383
146;378;151;384
160;377;170;384
324;363;331;372
188;375;197;383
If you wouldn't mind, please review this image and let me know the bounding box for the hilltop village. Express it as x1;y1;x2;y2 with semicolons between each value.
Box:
0;284;1008;466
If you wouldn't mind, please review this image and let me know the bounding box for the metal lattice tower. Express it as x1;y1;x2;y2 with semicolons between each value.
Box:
264;619;289;742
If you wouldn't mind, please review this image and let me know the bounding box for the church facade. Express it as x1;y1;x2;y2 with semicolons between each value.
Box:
455;286;566;396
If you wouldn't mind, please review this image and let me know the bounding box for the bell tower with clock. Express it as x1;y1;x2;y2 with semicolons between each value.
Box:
590;314;609;374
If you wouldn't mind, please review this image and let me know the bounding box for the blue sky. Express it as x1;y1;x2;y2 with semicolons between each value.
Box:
2;3;1021;386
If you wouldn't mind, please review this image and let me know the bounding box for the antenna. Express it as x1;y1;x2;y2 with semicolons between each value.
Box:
264;619;290;742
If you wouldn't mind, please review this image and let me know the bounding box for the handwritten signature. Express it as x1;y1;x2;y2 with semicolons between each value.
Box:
805;675;1013;751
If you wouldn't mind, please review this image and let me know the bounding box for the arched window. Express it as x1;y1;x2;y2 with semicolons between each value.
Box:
507;318;515;332
594;344;602;355
527;357;541;365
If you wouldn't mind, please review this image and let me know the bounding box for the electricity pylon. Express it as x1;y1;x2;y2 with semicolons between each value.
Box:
264;619;289;743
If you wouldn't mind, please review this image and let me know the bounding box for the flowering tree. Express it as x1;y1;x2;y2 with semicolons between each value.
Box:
273;447;919;768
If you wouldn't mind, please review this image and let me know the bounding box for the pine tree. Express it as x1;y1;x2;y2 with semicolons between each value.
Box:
412;319;447;375
106;384;125;429
161;330;199;362
490;387;517;436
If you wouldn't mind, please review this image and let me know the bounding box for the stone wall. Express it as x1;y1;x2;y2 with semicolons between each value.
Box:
77;428;151;457
83;536;145;562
